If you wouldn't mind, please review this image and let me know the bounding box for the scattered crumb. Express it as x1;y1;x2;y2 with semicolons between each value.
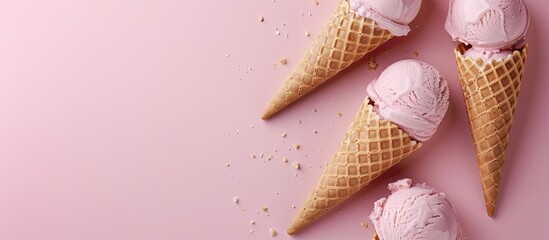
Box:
260;153;264;158
251;220;256;225
267;155;273;161
251;154;256;159
225;163;231;167
269;228;277;237
226;54;230;58
283;157;288;163
368;56;377;71
280;57;287;65
249;229;255;235
413;51;419;57
285;34;289;39
361;222;369;228
292;161;301;170
294;144;301;150
233;196;240;204
275;30;280;35
383;49;388;54
281;132;287;137
336;112;342;117
313;108;317;112
262;207;269;212
298;120;302;124
259;16;264;22
314;0;319;5
313;130;318;134
292;205;296;208
305;31;311;37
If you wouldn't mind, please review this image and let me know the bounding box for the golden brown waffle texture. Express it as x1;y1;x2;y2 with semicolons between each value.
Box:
454;43;528;217
287;97;421;234
261;0;393;119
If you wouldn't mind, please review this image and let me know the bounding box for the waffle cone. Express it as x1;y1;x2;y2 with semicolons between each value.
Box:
287;97;421;235
261;0;393;119
454;43;528;217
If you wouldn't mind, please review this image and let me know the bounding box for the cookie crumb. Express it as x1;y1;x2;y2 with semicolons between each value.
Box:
294;144;301;150
413;51;419;57
361;222;368;228
280;57;287;65
313;108;317;112
275;30;280;35
313;130;318;134
281;132;287;137
305;31;311;37
292;205;296;208
259;16;264;22
269;228;277;236
282;157;288;163
225;163;231;167
292;161;301;169
250;220;256;225
261;207;268;212
368;56;377;71
336;112;342;117
251;154;256;159
298;120;302;124
233;196;240;204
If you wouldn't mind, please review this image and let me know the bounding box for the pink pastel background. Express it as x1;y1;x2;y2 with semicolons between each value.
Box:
0;0;548;239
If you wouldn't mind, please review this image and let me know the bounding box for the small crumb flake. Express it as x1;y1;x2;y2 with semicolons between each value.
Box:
314;0;319;5
280;57;287;65
282;157;288;163
269;228;277;237
305;31;311;37
275;30;280;35
413;51;419;57
313;108;317;112
298;120;302;124
233;196;240;204
361;222;368;228
250;220;256;225
281;132;287;137
225;163;231;167
292;161;301;169
294;144;301;150
261;207;268;212
336;112;342;117
313;130;318;134
251;154;256;159
368;56;377;71
259;16;264;22
292;205;296;208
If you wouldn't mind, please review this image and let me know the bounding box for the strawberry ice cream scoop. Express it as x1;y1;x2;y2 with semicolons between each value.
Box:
370;179;461;240
350;0;422;36
445;0;529;51
367;59;449;142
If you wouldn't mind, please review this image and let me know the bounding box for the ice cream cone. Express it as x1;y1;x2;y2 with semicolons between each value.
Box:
261;0;393;119
454;43;528;217
287;97;421;234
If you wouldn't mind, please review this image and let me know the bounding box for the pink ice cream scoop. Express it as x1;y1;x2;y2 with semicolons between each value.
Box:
370;179;461;240
367;59;449;142
445;0;529;51
350;0;422;36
